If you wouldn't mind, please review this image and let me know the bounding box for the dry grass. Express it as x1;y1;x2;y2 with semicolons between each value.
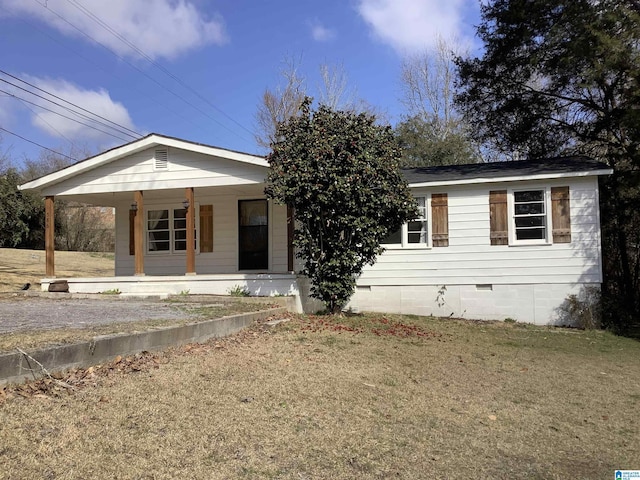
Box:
0;248;114;292
1;313;638;479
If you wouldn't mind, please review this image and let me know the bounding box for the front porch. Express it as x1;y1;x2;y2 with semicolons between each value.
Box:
39;273;320;313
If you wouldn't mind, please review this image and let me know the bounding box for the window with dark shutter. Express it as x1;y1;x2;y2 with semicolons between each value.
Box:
490;190;508;245
551;186;571;243
431;193;449;247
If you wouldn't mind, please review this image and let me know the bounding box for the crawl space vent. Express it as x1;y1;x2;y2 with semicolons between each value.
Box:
154;148;168;170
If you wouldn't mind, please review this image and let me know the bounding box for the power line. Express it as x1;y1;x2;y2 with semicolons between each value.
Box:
64;0;256;138
0;75;138;141
0;126;78;161
0;70;141;139
12;15;220;141
15;96;76;147
33;0;255;144
0;87;132;142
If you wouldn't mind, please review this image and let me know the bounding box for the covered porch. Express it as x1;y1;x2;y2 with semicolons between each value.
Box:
18;134;312;310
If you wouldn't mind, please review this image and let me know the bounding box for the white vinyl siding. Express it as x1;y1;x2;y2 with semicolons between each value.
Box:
114;186;289;276
357;177;603;286
42;147;268;197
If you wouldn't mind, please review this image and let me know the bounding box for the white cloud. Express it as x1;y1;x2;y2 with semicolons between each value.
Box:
0;0;227;60
356;0;476;53
18;77;137;142
310;21;336;42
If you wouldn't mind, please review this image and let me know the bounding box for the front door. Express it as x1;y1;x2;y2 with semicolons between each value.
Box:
238;199;268;270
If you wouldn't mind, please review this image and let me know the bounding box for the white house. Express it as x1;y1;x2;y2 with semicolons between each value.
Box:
19;133;612;324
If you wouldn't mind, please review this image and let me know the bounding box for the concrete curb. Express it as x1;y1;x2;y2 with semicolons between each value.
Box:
0;307;286;386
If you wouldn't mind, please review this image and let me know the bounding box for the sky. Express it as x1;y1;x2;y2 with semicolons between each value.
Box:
0;0;482;164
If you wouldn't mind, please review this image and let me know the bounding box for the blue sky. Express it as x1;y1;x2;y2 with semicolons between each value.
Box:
0;0;481;163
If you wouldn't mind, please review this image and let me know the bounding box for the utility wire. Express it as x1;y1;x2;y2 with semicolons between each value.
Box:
12;15;220;141
64;0;256;138
33;0;254;144
0;75;138;141
0;70;141;139
0;87;132;142
14;95;76;146
0;126;77;161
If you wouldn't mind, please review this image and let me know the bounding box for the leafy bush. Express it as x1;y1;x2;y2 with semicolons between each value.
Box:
265;98;417;313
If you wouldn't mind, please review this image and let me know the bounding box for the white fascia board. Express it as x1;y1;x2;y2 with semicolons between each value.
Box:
19;134;267;192
408;168;613;188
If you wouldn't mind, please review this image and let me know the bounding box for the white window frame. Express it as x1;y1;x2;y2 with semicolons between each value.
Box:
507;187;552;246
145;204;200;255
381;195;432;249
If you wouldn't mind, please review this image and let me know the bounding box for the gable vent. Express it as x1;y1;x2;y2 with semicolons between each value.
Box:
154;148;168;170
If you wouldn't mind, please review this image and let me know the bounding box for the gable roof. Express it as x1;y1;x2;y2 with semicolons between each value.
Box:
403;156;612;187
19;133;268;192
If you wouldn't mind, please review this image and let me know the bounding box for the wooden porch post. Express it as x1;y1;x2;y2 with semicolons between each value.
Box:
134;190;145;276
45;195;55;277
186;187;195;275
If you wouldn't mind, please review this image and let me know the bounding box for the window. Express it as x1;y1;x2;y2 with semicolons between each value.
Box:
146;207;197;253
490;186;571;246
408;197;428;244
381;194;449;248
512;189;548;241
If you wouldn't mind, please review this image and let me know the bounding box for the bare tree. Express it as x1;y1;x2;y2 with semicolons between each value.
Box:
0;134;13;174
400;36;462;137
254;55;307;150
317;62;356;110
20;146;115;252
255;57;386;151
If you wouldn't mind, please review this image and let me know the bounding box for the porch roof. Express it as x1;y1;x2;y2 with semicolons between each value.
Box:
19;133;268;193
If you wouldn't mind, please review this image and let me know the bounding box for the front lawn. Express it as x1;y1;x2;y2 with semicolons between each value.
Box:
1;313;638;479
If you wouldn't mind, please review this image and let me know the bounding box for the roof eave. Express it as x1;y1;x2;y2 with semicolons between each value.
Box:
407;168;613;188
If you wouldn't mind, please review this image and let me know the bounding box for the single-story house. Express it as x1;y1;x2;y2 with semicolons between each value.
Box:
19;133;612;324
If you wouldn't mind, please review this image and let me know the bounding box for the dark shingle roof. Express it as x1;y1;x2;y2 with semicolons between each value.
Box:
401;156;611;185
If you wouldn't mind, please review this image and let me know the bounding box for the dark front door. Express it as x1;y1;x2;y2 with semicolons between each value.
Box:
238;199;268;270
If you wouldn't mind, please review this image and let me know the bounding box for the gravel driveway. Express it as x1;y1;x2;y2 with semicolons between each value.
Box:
0;296;202;333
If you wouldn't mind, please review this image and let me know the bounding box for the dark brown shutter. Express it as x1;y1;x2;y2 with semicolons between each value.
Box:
431;193;449;247
490;190;508;245
199;205;214;253
551;186;571;243
287;205;295;272
129;209;135;255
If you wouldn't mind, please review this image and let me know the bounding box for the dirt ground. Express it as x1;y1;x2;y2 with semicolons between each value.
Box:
0;296;202;333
